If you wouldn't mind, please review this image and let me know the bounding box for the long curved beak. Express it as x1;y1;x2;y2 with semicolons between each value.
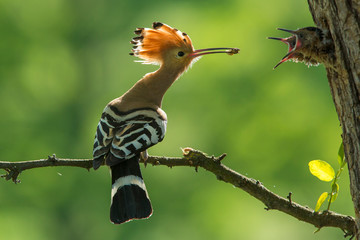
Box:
190;48;240;57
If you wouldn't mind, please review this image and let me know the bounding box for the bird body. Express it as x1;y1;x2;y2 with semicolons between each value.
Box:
93;22;239;224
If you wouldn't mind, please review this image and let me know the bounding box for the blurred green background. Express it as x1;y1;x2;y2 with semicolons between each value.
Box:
0;0;353;239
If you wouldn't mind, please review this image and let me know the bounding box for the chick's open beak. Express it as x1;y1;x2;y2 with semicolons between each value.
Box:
268;28;303;69
277;28;296;34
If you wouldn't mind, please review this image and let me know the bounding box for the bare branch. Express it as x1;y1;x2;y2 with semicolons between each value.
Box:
0;148;355;236
0;154;93;183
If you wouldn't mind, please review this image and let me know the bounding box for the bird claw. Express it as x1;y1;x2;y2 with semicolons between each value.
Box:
140;150;149;167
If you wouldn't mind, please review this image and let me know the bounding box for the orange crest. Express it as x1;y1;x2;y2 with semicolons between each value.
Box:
130;22;194;64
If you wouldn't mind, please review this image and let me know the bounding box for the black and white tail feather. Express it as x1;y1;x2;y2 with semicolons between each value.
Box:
110;155;152;224
93;106;167;224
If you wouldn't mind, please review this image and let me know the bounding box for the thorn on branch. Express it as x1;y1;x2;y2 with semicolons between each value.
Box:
215;153;227;163
287;192;293;205
48;154;57;162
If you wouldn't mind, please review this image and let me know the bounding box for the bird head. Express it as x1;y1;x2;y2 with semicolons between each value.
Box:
130;22;239;71
268;27;324;69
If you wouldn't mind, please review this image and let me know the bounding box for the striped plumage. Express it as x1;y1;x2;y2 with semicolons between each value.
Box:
93;106;166;224
93;106;167;169
93;22;238;224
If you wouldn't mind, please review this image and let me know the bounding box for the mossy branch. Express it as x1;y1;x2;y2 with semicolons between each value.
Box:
0;148;355;237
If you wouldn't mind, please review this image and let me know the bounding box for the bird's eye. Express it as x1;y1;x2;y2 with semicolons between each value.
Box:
177;51;185;57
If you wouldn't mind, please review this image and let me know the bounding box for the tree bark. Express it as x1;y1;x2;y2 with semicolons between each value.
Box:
308;0;360;238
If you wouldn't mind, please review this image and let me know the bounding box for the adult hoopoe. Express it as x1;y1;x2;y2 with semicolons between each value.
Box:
93;22;239;224
268;27;334;69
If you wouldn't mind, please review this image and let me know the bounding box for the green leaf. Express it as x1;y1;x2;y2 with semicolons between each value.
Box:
315;192;328;212
337;142;345;168
309;160;335;182
330;183;339;203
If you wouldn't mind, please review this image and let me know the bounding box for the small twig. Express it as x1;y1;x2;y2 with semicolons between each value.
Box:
287;192;293;205
0;148;355;235
216;153;227;162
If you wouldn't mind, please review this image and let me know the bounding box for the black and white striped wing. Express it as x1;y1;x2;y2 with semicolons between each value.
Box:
93;111;116;169
93;107;167;169
107;118;165;166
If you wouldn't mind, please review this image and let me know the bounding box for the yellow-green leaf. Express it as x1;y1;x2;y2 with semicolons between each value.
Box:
330;183;339;203
337;142;345;168
309;160;335;182
315;192;328;212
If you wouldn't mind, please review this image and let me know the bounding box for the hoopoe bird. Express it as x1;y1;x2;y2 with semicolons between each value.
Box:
93;22;239;224
268;27;334;69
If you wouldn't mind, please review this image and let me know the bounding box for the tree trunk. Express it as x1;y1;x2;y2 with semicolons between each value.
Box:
308;0;360;238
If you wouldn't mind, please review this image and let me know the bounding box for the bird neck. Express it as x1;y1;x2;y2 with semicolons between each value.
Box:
125;64;186;108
